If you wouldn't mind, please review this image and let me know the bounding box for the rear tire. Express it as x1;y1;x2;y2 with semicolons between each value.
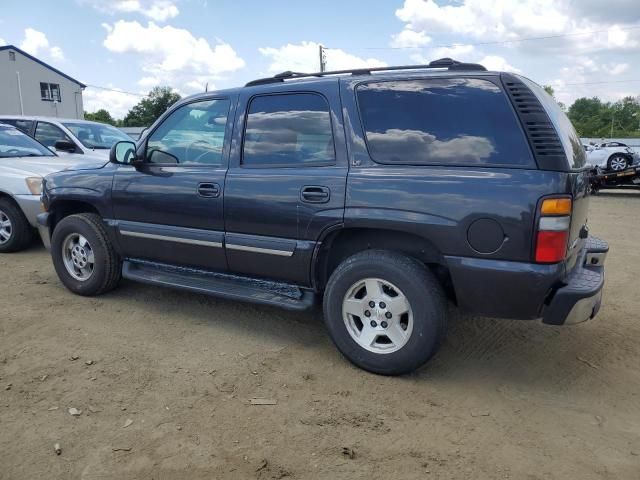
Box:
323;250;447;375
0;197;33;253
608;154;628;171
51;213;121;296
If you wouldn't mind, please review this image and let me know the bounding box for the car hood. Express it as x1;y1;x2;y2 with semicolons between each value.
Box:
0;155;107;178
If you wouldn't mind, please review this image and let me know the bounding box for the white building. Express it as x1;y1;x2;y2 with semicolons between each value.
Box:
0;45;85;119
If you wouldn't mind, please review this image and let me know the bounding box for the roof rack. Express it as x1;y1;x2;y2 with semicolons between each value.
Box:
245;58;487;87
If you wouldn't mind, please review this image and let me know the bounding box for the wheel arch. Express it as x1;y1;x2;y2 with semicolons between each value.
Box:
49;199;101;233
313;227;456;303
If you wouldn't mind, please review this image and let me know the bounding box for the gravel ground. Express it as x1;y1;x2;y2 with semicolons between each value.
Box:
1;191;639;479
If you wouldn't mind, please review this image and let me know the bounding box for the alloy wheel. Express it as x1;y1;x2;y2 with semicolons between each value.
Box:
342;278;413;354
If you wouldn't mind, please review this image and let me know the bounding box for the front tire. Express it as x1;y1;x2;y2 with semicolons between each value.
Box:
51;213;121;296
0;197;33;253
608;154;628;171
323;250;447;375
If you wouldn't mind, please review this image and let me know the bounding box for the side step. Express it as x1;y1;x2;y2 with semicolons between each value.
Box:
122;260;316;311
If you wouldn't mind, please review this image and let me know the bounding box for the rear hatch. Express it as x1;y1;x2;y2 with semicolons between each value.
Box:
510;76;590;271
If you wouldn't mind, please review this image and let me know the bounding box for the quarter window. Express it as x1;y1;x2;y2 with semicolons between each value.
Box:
356;78;534;167
146;99;230;166
242;93;335;167
40;83;62;102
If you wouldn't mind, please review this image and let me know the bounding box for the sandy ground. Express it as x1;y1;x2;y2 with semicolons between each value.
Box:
1;191;640;480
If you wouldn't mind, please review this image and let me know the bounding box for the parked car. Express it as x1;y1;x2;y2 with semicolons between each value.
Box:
37;59;608;375
0;115;133;159
585;141;639;171
0;123;106;252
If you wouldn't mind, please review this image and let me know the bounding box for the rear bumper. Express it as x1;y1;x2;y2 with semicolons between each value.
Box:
445;236;608;323
541;236;608;325
36;212;52;251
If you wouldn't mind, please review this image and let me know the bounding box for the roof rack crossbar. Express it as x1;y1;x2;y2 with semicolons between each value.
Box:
245;58;487;87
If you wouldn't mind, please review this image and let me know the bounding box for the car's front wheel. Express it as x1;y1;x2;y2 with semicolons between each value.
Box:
323;250;447;375
51;213;121;296
608;154;629;171
0;198;33;253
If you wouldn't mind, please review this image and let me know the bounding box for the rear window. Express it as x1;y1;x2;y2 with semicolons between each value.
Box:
518;76;586;170
356;78;534;167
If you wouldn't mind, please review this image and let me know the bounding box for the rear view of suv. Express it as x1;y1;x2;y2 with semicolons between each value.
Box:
36;58;608;375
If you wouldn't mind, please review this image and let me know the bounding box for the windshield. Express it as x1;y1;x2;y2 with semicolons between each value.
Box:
63;122;131;149
0;127;54;158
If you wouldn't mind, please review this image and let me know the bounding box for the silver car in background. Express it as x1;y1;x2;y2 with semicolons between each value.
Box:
0;115;133;159
585;141;639;171
0;124;104;252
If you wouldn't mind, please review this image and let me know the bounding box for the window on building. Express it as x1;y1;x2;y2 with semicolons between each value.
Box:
40;83;62;102
242;93;335;167
9;51;16;61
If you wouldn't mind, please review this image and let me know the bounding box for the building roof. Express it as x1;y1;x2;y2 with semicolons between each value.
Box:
0;45;86;88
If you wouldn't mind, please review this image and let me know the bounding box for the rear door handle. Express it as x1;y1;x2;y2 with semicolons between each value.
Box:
197;182;220;198
301;185;330;203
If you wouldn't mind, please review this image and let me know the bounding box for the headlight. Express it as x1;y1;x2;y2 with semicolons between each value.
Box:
25;177;43;195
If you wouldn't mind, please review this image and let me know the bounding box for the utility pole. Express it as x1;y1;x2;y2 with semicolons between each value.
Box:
319;44;327;72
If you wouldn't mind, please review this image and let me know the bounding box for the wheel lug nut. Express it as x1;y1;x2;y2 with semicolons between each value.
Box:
364;310;371;317
369;301;375;308
385;312;392;319
379;302;386;309
370;320;377;328
381;321;388;328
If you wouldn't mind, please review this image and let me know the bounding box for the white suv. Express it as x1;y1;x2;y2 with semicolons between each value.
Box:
0;115;133;159
585;141;639;171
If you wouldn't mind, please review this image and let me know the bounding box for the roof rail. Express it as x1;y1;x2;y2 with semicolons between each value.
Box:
245;58;487;87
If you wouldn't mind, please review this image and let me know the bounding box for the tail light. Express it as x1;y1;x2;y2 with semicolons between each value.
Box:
535;197;572;263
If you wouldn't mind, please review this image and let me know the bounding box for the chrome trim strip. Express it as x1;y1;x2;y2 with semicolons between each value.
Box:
226;243;294;257
120;230;222;248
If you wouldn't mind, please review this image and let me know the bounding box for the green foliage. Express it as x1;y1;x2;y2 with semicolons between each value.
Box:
84;109;117;126
122;87;181;127
567;96;640;138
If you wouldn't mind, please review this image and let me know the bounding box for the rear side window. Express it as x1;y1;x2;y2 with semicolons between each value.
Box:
242;93;335;167
356;78;534;167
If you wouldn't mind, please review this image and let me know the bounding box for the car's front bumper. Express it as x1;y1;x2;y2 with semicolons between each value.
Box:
36;212;52;251
13;194;41;227
542;236;608;325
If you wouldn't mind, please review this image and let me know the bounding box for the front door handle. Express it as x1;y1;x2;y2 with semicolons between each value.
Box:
301;186;330;203
197;182;220;198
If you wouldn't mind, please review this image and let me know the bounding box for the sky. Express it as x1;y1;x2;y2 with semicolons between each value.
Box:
1;0;639;119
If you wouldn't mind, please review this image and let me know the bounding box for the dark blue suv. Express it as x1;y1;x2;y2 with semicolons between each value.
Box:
37;59;608;375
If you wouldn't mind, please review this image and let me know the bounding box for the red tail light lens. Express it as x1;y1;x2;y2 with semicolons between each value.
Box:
535;230;569;263
535;196;572;264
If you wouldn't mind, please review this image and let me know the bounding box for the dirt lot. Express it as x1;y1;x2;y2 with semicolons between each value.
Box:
1;192;640;480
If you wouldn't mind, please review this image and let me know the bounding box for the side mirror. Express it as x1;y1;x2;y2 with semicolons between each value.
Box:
54;140;77;153
110;140;138;165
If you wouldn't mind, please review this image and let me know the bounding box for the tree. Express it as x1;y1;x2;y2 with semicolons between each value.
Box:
84;109;117;126
567;96;640;138
542;85;566;111
122;87;181;127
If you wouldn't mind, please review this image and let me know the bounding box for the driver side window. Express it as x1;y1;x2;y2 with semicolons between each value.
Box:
146;98;230;166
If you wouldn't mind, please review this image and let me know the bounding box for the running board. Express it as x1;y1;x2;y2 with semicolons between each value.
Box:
122;260;315;311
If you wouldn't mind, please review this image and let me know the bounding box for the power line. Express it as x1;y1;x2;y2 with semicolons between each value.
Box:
360;24;640;50
563;78;640;86
84;84;148;97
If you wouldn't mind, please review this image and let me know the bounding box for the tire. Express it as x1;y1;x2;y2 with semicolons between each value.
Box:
0;197;34;253
51;213;121;296
608;154;628;171
323;250;447;375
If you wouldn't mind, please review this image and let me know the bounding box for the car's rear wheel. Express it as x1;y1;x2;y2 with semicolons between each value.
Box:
0;198;33;253
323;250;447;375
51;213;121;296
608;154;628;171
